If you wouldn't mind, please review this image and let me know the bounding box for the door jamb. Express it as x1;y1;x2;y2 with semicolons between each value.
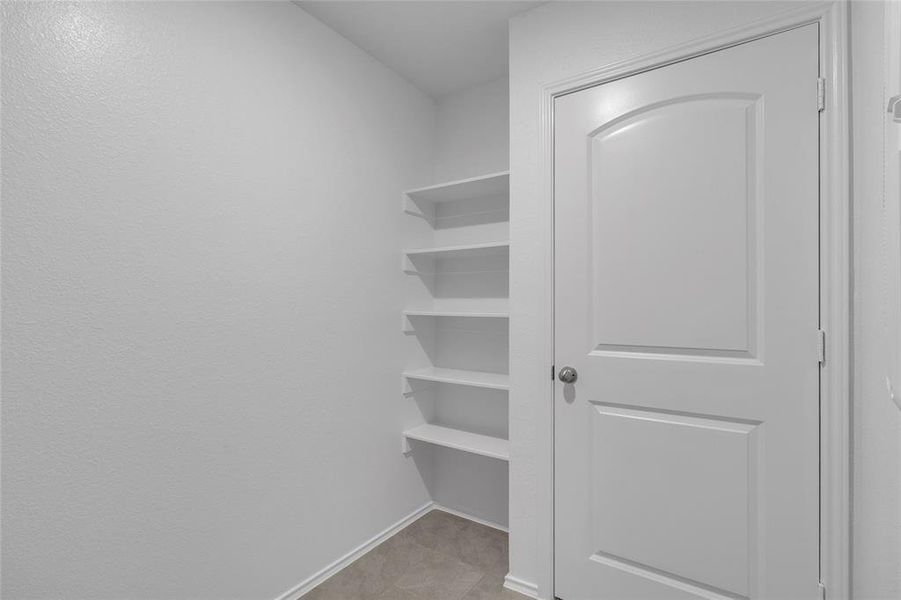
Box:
537;2;851;598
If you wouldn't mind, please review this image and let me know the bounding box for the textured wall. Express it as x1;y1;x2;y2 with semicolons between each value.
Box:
433;77;510;182
1;2;435;598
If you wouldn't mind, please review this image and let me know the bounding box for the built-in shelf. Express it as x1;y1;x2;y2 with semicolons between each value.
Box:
403;424;510;461
403;367;509;391
405;171;509;205
404;241;509;260
403;309;509;319
401;166;511;517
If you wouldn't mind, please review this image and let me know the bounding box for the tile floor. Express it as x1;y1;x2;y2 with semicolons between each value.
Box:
302;509;527;600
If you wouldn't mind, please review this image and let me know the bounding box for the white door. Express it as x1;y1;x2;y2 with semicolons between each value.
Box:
554;26;820;600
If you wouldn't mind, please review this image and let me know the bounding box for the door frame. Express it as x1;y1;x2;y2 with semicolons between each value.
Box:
535;3;851;598
886;0;901;417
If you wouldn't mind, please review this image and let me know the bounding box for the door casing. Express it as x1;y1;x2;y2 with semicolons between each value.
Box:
529;3;851;599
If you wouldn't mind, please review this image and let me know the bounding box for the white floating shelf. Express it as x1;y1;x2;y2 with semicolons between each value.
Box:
403;309;509;319
404;241;509;259
403;367;510;391
403;298;509;318
404;424;510;461
405;171;509;204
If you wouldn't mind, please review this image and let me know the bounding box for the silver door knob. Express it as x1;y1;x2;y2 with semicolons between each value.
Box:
558;366;578;383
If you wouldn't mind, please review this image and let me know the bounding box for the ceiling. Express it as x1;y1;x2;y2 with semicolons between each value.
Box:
297;1;542;98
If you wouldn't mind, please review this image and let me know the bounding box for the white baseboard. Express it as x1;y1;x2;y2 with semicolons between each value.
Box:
273;501;433;600
503;574;540;599
431;503;508;533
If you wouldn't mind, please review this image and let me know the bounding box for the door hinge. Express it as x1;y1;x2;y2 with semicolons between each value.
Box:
818;581;827;600
551;364;555;381
817;329;826;364
817;78;826;112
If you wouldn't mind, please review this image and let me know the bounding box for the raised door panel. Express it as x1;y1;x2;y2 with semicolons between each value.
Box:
590;96;760;357
590;404;760;597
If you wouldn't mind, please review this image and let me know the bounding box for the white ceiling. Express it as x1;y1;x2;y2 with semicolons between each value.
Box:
297;1;542;98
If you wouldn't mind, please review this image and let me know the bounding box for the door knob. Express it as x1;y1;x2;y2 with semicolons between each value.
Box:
558;366;578;383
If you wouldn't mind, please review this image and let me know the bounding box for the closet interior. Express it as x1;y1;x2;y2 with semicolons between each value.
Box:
401;170;511;528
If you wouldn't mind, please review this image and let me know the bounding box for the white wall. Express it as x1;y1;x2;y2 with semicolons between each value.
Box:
508;2;880;598
850;3;901;599
433;77;510;182
0;2;435;598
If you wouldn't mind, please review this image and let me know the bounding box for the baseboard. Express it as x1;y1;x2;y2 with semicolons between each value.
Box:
273;501;433;600
431;503;509;533
503;574;540;599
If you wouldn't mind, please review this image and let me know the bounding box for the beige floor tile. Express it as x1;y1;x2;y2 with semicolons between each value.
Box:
402;510;470;551
403;511;507;572
354;534;426;590
394;545;484;600
303;510;511;600
302;535;424;599
438;520;507;571
302;572;373;600
375;586;426;600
